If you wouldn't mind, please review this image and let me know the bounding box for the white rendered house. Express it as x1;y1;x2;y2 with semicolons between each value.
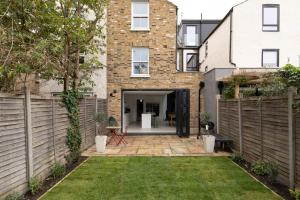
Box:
199;0;300;72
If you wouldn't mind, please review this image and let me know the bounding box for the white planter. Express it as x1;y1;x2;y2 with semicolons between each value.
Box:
203;135;216;153
95;136;107;153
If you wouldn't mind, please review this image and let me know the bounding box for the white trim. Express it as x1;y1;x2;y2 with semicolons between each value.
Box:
130;74;150;78
131;1;149;30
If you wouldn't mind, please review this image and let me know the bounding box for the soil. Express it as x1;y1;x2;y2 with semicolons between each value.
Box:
235;159;294;200
24;156;88;200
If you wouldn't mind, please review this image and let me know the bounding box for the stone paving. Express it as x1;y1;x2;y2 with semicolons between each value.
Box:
82;135;230;157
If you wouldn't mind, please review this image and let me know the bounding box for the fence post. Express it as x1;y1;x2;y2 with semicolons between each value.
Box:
25;88;33;181
288;87;297;189
238;98;243;154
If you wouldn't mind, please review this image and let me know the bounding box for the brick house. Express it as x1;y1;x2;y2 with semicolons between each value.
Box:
107;0;203;136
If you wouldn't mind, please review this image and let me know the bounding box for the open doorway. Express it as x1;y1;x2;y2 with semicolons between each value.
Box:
123;90;177;134
122;89;190;136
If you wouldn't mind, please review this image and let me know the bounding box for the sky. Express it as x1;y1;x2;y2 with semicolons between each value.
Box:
169;0;245;20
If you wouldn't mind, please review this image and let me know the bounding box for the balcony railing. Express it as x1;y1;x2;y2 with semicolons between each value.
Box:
184;34;199;47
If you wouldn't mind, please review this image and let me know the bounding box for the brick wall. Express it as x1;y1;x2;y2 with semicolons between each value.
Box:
107;0;203;134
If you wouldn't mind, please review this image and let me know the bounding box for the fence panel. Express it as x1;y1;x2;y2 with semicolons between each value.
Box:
261;98;289;185
295;97;300;188
241;100;261;163
97;99;108;135
85;98;96;148
0;94;106;198
31;99;55;179
79;100;86;151
53;99;69;163
0;97;27;196
218;100;240;150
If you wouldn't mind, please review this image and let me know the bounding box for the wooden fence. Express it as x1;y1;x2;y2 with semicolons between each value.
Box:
0;90;107;198
218;88;300;189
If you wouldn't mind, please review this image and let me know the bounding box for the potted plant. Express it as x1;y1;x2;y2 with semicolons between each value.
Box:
200;112;216;153
95;112;107;153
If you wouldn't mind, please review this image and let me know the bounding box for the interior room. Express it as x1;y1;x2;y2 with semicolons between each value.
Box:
122;90;176;134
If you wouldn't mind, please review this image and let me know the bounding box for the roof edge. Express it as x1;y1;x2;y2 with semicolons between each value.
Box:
166;0;178;8
200;8;233;48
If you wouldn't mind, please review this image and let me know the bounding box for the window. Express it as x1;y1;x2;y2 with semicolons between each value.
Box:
186;53;199;71
186;26;197;46
262;49;279;67
132;0;149;30
263;4;279;32
132;48;149;77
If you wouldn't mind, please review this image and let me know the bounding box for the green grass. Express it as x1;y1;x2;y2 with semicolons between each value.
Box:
41;157;281;200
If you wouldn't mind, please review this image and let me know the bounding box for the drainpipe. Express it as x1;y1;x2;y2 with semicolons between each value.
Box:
198;81;205;137
229;10;236;67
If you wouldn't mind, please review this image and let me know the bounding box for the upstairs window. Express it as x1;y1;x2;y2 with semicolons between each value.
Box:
132;0;149;30
262;49;279;67
132;48;149;77
185;26;198;46
186;53;199;71
263;4;280;32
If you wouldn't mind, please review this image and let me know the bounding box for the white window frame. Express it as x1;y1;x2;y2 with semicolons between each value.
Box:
131;0;149;31
262;49;279;68
131;47;150;77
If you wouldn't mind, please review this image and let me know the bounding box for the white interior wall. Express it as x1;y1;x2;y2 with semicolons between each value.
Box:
124;94;168;123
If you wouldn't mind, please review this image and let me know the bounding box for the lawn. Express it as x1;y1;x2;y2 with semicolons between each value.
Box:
41;157;281;200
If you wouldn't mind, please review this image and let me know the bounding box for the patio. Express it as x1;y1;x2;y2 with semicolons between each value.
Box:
82;135;230;156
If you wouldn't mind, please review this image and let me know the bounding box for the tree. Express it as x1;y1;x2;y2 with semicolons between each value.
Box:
0;0;107;92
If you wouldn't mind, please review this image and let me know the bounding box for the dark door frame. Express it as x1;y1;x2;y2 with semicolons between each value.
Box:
121;89;190;135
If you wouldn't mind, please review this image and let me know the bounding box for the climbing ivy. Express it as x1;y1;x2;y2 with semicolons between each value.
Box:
61;90;82;164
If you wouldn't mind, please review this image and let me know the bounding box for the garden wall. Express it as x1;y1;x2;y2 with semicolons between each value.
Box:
218;92;300;189
0;91;107;198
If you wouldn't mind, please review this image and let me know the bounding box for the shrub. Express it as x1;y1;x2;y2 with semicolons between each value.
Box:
28;177;42;195
266;162;279;183
65;151;81;164
200;112;210;127
290;189;300;200
223;84;235;99
251;160;279;183
4;192;24;200
50;162;66;180
251;160;269;176
230;151;244;164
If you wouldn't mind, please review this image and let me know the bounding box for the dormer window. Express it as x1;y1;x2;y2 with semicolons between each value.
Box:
263;4;280;32
132;0;149;31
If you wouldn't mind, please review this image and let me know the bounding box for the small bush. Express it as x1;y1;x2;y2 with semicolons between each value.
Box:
50;162;65;180
223;84;235;99
65;151;81;164
290;189;300;200
251;160;279;183
28;177;42;195
5;192;24;200
230;151;244;164
266;162;279;183
251;160;269;176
